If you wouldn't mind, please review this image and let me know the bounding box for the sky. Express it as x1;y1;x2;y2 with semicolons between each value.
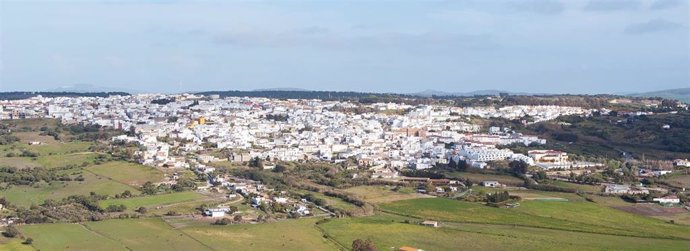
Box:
0;0;688;94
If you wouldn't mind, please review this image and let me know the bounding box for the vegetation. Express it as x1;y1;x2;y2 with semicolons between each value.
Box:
380;198;690;239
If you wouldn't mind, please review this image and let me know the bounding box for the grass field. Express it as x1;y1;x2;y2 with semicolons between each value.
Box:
84;218;210;250
540;180;602;193
1;172;139;207
0;236;34;251
0;153;96;169
20;223;124;251
99;191;207;211
319;214;690;251
182;217;338;250
20;218;211;250
665;173;690;188
0;136;92;157
87;161;164;186
380;198;690;240
343;186;429;204
16;217;337;251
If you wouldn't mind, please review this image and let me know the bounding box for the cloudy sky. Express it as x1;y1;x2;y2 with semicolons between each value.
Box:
0;0;688;94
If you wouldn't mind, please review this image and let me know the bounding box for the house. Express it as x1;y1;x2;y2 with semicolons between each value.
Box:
528;150;568;164
653;195;680;204
674;159;690;167
481;181;501;188
420;220;439;228
294;205;310;216
274;197;288;204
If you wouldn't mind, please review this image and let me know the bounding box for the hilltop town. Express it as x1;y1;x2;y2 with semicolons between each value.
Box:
1;93;689;250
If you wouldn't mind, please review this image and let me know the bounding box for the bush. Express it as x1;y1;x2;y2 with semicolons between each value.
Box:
2;225;20;238
22;237;33;245
213;218;232;225
105;204;127;212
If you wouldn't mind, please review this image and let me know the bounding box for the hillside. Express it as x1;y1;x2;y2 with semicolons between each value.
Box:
628;88;690;103
514;111;690;160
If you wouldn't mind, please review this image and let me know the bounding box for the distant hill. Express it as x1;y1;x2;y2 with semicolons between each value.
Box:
46;84;140;94
0;91;130;100
628;88;690;103
412;89;533;97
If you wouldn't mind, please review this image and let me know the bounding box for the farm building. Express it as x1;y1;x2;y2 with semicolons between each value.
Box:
653;195;680;204
481;181;501;187
204;208;228;218
421;220;439;228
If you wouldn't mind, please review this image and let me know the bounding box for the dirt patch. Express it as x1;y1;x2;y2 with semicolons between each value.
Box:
614;204;687;217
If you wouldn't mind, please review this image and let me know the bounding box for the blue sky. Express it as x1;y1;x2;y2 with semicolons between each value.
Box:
0;0;688;94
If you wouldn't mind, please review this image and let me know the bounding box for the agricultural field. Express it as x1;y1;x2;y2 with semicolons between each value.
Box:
299;190;359;212
84;218;210;250
98;191;207;212
1;171;139;207
380;198;690;240
0;152;96;169
538;180;602;193
20;223;125;250
87;161;164;186
664;173;690;189
13;217;337;251
0;236;33;251
444;171;525;186
182;218;338;250
319;214;690;250
19;218;211;250
343;185;429;204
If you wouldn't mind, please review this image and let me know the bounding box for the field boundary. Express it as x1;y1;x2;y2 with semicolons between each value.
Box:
314;222;348;251
79;223;132;250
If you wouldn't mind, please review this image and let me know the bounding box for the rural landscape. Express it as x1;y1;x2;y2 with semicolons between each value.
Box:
2;0;689;250
1;91;689;250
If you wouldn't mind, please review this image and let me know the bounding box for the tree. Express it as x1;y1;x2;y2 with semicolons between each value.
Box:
141;181;157;195
509;160;528;175
213;218;232;225
2;225;20;238
487;191;511;203
121;190;132;198
22;238;33;245
233;214;243;222
352;239;377;251
106;204;127;212
249;157;264;169
136;207;148;214
273;164;287;173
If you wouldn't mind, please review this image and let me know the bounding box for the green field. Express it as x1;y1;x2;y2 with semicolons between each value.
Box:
87;161;164;186
0;236;34;251
84;218;210;250
20;218;210;250
343;186;427;204
665;173;690;189
380;198;690;240
99;191;207;211
319;214;690;251
0;172;139;207
15;217;336;251
182;218;338;250
20;223;124;250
